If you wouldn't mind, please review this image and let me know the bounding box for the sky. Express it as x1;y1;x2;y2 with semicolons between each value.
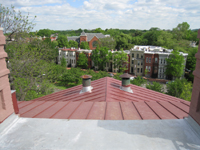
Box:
1;0;200;31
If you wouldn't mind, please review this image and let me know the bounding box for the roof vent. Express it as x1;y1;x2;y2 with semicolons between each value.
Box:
119;73;133;93
80;75;93;94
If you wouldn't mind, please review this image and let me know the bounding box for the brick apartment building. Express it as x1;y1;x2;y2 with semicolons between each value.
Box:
144;52;159;78
129;45;188;79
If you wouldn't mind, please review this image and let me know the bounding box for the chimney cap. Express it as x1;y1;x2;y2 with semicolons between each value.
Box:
119;73;133;78
81;75;92;79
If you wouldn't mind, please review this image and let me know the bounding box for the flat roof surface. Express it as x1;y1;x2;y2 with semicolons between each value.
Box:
1;114;200;150
17;77;190;120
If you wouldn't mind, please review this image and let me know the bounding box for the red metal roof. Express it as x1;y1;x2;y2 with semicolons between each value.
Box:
17;77;190;120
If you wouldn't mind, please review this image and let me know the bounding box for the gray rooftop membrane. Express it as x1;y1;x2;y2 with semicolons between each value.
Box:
0;114;200;150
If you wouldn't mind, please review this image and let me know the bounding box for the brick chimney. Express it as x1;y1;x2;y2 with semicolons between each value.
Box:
189;29;200;125
0;28;14;123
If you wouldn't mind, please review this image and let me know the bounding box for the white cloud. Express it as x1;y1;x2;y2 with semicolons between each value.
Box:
0;0;199;31
0;0;63;7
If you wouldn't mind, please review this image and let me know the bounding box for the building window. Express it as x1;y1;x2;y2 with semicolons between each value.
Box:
149;58;151;63
131;67;133;73
138;61;140;66
149;66;151;72
132;60;134;64
146;66;148;69
137;68;139;73
146;57;148;63
141;61;143;65
161;59;162;64
155;58;157;63
141;55;143;59
137;54;139;59
141;68;143;73
92;41;98;48
132;53;134;57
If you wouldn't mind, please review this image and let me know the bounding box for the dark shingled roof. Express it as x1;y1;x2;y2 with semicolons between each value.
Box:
17;77;190;120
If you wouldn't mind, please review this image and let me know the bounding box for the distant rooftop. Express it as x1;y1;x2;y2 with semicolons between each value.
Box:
132;45;188;56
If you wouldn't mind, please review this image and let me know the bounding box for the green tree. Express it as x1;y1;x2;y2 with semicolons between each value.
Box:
0;4;36;41
113;49;128;73
69;40;78;48
165;50;185;79
156;31;174;48
46;63;67;83
166;78;192;101
142;29;161;45
115;33;133;49
52;40;58;47
172;22;190;40
146;82;163;93
60;57;67;67
6;39;57;101
91;46;111;71
57;35;69;48
185;47;198;81
60;68;84;86
131;76;147;86
98;37;116;50
80;41;90;49
77;53;88;69
93;27;104;33
132;36;143;45
179;82;193;101
144;69;148;77
37;29;52;38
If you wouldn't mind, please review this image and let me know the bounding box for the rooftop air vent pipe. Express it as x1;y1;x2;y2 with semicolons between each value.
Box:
80;75;93;94
119;73;133;93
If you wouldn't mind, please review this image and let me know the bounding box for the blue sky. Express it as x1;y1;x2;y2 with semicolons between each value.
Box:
1;0;199;31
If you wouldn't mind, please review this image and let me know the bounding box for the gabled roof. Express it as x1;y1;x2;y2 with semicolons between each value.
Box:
17;77;190;120
85;33;106;41
67;36;80;42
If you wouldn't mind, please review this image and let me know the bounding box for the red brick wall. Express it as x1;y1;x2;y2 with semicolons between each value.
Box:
144;54;154;77
189;29;200;125
153;54;159;78
89;36;99;50
0;29;14;123
125;54;130;73
87;53;92;69
80;36;87;43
